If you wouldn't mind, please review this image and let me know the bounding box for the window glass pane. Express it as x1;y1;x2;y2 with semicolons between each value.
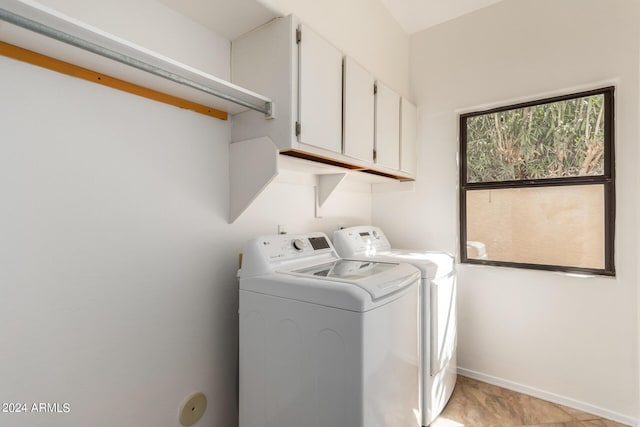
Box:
465;185;605;269
466;94;605;183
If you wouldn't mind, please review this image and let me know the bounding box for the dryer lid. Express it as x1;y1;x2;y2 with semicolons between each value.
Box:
372;250;455;279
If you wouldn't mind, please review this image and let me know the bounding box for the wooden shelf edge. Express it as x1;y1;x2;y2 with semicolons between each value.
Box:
280;149;414;181
0;40;228;120
280;149;362;170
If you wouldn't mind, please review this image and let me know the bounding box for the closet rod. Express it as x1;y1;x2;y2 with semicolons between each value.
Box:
0;5;273;116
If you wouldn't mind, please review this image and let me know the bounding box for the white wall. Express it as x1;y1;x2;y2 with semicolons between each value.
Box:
373;0;639;423
257;0;410;98
29;0;230;76
0;1;376;427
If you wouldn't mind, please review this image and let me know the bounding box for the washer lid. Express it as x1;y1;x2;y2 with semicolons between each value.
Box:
285;260;419;302
240;260;420;311
292;259;396;280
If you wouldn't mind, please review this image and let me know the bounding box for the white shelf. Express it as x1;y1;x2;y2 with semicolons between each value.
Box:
229;137;411;222
0;0;273;116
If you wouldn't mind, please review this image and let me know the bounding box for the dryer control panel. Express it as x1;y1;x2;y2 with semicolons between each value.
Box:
333;226;391;258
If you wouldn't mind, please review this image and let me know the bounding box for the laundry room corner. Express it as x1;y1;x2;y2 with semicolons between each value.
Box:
373;0;640;423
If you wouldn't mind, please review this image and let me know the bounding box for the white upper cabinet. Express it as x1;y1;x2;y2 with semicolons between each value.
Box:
231;15;343;158
375;82;401;170
298;24;343;154
343;57;375;163
400;98;417;177
231;14;414;181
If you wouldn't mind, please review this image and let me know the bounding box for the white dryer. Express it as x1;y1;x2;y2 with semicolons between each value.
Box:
238;232;421;427
333;226;457;427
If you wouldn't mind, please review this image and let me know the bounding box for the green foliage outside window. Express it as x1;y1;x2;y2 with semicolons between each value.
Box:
466;94;605;183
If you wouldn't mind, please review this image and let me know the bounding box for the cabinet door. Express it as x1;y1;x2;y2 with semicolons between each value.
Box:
298;24;343;154
400;98;417;176
375;82;400;170
343;57;374;163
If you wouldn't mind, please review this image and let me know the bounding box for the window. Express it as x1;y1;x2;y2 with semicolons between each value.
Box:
459;87;615;276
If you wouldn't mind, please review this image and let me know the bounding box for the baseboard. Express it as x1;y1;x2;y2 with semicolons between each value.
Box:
457;367;638;427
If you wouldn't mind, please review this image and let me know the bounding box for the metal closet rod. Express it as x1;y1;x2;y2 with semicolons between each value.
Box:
0;7;273;116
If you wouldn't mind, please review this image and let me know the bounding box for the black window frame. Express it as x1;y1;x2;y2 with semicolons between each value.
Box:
459;86;615;276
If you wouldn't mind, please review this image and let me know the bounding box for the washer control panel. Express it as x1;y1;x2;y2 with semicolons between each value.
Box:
241;232;339;277
259;233;334;261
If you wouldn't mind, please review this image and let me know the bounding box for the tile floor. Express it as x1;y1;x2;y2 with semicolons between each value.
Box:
431;376;630;427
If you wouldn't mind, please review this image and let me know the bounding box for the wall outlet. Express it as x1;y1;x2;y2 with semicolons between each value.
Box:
278;224;288;235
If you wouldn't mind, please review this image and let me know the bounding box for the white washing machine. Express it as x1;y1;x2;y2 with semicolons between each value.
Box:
333;226;457;427
238;232;421;427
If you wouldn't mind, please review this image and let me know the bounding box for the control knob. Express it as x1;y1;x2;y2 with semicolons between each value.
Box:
292;239;305;251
